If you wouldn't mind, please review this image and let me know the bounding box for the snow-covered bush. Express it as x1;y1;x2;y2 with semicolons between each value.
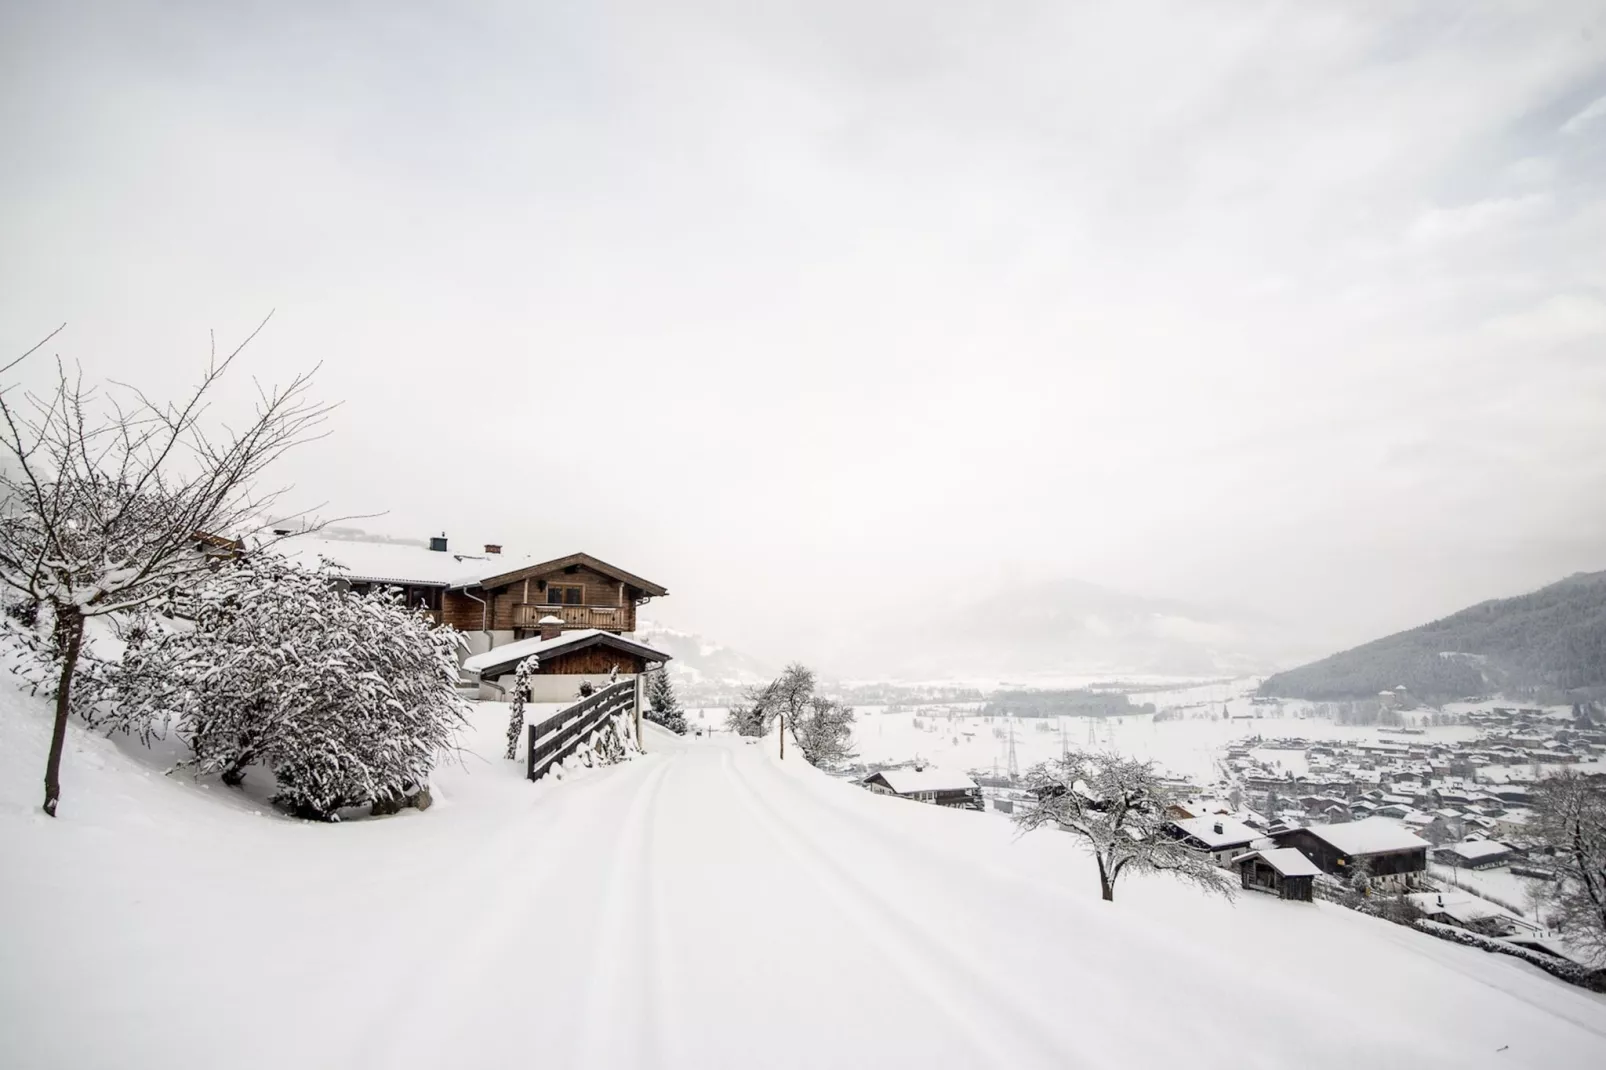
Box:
505;655;539;760
103;557;466;820
646;668;688;735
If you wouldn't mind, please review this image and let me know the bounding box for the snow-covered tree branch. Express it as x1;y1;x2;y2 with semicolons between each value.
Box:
0;317;335;816
1014;750;1236;902
1532;771;1606;964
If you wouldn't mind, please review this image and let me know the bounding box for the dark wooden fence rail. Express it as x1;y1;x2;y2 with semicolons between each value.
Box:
527;680;636;782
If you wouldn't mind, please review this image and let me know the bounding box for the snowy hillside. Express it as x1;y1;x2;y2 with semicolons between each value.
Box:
5;684;1606;1068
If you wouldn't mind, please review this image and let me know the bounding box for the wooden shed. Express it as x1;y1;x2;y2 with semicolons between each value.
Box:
1236;848;1321;901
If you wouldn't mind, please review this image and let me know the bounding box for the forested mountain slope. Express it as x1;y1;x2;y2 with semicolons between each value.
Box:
1260;570;1606;701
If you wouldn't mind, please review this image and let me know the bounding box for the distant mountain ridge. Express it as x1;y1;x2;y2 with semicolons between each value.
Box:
1260;570;1606;701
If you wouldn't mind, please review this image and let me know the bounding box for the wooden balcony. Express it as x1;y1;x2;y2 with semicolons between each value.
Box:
512;602;630;633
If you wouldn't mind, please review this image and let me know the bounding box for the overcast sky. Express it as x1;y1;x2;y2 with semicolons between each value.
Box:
3;1;1605;667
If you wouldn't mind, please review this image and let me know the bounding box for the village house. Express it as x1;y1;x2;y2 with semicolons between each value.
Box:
1169;815;1262;866
1272;818;1430;889
863;768;983;810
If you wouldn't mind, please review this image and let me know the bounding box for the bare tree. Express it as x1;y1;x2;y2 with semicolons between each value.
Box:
1531;771;1606;963
0;317;333;816
1014;750;1236;902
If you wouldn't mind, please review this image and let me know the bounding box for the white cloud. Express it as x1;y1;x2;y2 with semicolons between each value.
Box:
1483;293;1606;345
1561;93;1606;135
1406;194;1549;246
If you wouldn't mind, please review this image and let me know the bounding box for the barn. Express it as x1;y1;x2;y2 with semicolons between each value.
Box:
1235;848;1321;901
1272;818;1430;890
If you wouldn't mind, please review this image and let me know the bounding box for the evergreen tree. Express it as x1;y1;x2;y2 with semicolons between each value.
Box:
645;668;688;735
506;655;539;760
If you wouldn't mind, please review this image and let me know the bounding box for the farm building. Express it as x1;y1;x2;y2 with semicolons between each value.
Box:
863;768;982;810
1236;848;1321;901
1272;818;1430;889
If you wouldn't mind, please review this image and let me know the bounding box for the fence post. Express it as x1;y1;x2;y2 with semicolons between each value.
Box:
527;721;537;781
634;673;646;752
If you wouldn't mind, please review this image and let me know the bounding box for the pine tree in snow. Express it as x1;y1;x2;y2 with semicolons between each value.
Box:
645;668;688;735
505;655;539;760
0;318;331;816
104;556;467;820
1014;750;1236;903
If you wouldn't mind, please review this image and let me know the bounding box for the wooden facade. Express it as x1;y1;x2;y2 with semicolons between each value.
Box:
1271;828;1427;881
1238;856;1314;902
442;556;665;637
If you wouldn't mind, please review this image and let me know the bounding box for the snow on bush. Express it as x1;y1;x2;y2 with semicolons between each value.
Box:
101;556;467;820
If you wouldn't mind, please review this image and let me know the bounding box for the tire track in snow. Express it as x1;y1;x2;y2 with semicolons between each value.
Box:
720;748;1093;1070
358;757;664;1065
573;753;673;1069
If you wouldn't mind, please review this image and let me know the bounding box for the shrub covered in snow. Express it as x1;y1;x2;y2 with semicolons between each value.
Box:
104;557;467;820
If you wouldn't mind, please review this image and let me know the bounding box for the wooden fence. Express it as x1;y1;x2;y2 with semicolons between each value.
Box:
527;680;636;782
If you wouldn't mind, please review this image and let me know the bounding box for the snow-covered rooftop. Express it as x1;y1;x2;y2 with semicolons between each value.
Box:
275;535;527;587
1300;818;1430;856
1172;815;1260;849
463;630;672;677
1237;848;1323;878
868;768;978;794
1441;840;1511;862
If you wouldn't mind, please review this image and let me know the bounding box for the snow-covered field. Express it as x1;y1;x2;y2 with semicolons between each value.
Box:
4;687;1606;1068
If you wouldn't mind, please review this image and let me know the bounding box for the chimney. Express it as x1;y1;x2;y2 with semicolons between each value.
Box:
1214;822;1224;835
484;543;502;555
538;614;564;641
429;533;448;552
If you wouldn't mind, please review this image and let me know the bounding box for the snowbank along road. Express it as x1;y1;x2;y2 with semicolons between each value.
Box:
4;701;1606;1069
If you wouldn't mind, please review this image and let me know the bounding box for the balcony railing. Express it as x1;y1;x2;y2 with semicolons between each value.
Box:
512;603;628;632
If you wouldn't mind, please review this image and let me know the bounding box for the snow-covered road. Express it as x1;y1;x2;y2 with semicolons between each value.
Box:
6;703;1606;1069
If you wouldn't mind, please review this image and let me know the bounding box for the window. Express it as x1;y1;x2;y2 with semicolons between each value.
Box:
548;584;584;605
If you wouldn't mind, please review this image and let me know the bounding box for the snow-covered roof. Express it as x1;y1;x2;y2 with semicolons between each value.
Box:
1441;840;1511;862
867;768;978;794
1237;848;1323;878
1172;815;1260;849
1299;818;1430;856
275;535;526;587
463;629;672;677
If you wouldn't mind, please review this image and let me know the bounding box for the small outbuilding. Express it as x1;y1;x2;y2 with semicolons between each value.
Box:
1236;848;1321;901
1433;839;1514;870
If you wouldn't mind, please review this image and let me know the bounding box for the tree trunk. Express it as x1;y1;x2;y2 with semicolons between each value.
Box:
1097;855;1114;901
42;608;85;818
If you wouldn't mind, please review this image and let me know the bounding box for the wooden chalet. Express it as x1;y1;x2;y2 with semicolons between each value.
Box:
863;768;982;810
1271;818;1430;889
279;534;667;638
1236;848;1320;901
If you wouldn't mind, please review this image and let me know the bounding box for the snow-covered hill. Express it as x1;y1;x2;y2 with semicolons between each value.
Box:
3;687;1605;1068
635;618;776;692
